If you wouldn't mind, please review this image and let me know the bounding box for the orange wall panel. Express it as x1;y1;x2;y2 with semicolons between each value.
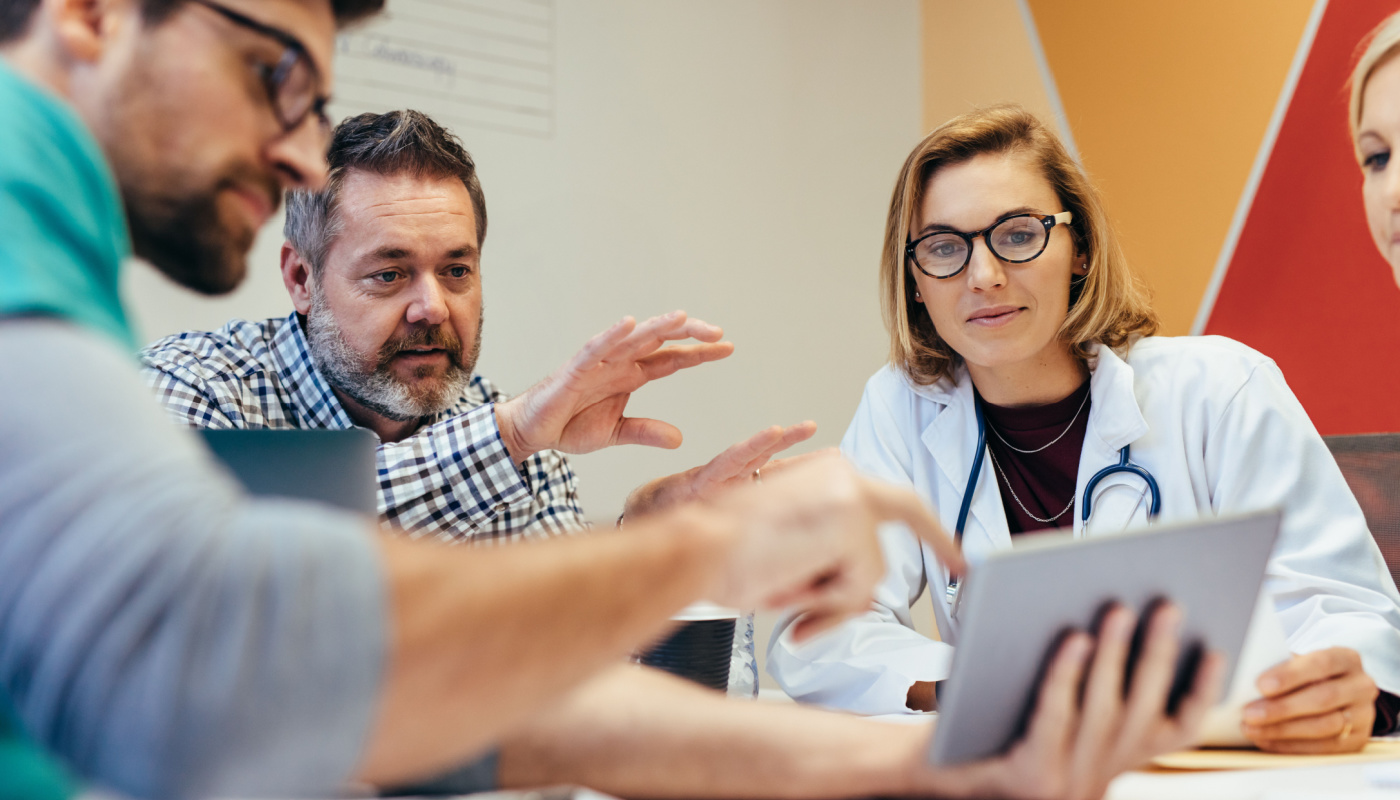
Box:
1025;0;1314;334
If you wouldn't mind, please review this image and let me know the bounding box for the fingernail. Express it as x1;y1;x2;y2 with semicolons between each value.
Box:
1109;609;1133;640
1071;633;1092;660
1159;605;1182;634
1259;675;1280;693
1243;704;1265;723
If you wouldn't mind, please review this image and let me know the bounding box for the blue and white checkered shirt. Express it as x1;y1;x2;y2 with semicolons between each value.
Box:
140;312;587;542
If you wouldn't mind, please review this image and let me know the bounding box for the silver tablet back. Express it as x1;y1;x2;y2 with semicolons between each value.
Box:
928;510;1281;766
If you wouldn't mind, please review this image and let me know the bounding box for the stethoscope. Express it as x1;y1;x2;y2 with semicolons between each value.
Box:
944;400;1162;614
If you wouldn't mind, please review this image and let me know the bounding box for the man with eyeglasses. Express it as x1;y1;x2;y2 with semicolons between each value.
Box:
0;0;1220;799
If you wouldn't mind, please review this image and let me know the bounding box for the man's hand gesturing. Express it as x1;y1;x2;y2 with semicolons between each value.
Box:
494;311;732;464
621;422;822;518
704;452;964;638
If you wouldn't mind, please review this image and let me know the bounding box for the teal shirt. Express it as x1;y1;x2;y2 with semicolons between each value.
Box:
0;695;72;800
0;58;92;800
0;58;134;349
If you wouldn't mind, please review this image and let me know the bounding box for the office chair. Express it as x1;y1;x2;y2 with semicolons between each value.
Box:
1324;433;1400;590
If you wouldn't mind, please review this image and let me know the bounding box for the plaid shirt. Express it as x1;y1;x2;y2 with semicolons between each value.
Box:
139;312;587;542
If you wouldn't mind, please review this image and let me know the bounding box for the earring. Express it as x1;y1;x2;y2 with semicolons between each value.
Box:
914;291;923;301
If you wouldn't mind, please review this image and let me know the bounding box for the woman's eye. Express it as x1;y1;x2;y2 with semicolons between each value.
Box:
1365;150;1391;173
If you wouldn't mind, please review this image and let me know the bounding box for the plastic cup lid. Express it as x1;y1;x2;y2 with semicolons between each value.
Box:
671;600;742;621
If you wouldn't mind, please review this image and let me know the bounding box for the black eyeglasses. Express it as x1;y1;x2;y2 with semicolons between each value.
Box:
188;0;331;144
906;211;1073;279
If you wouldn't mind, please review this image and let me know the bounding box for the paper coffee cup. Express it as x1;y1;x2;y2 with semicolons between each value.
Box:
638;601;740;691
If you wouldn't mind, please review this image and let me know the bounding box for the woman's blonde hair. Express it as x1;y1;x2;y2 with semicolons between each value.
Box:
880;104;1158;386
1349;11;1400;145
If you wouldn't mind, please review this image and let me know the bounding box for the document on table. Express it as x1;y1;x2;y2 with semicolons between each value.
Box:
1197;590;1292;748
1153;739;1400;770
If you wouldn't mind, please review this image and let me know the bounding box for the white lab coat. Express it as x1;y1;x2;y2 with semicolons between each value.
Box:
768;336;1400;715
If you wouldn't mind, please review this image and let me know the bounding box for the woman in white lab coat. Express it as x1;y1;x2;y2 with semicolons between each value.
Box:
767;105;1400;754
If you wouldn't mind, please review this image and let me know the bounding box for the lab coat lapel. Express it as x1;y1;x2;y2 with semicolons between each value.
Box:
1075;344;1151;536
916;372;1013;562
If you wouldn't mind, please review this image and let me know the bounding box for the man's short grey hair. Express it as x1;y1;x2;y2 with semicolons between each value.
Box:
284;109;487;273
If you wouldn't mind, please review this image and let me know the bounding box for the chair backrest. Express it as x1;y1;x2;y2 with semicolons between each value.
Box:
1323;433;1400;589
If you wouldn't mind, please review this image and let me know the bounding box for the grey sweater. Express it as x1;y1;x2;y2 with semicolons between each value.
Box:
0;318;386;799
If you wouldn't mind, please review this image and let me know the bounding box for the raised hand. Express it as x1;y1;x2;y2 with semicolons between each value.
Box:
919;604;1225;800
1242;647;1378;754
621;422;821;517
702;452;963;636
494;311;732;463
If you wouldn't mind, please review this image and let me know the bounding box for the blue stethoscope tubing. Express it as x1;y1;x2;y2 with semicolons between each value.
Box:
945;401;1162;606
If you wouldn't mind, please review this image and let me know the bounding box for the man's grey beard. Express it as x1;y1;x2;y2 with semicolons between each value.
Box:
305;285;481;422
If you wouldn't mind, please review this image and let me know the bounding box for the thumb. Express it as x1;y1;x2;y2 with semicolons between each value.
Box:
614;417;683;449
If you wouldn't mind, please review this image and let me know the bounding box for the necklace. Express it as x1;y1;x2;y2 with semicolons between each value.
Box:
987;447;1075;524
985;389;1089;454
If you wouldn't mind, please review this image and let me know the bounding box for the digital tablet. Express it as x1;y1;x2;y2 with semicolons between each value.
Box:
927;510;1281;766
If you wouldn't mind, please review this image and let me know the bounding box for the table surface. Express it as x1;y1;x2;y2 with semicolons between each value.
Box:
811;699;1400;798
1109;762;1394;800
1110;739;1400;800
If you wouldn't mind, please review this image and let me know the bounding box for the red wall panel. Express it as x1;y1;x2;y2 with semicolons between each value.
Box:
1205;0;1400;434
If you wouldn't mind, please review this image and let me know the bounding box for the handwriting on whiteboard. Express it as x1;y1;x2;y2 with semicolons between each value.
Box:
332;0;554;138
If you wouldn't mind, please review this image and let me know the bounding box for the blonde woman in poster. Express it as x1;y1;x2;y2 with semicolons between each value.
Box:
766;104;1400;754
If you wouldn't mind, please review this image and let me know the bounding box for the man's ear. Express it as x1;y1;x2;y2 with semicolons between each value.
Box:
47;0;126;63
281;242;314;314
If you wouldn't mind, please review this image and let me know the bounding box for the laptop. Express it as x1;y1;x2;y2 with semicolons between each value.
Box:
200;428;378;516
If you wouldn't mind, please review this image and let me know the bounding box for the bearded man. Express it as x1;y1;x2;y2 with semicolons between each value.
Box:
140;109;815;540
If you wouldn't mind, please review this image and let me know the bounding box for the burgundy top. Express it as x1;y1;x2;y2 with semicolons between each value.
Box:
978;380;1091;534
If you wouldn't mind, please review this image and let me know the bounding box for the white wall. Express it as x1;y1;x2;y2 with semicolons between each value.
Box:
122;0;924;686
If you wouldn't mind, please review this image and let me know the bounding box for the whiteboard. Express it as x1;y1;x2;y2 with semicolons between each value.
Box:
333;0;556;138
